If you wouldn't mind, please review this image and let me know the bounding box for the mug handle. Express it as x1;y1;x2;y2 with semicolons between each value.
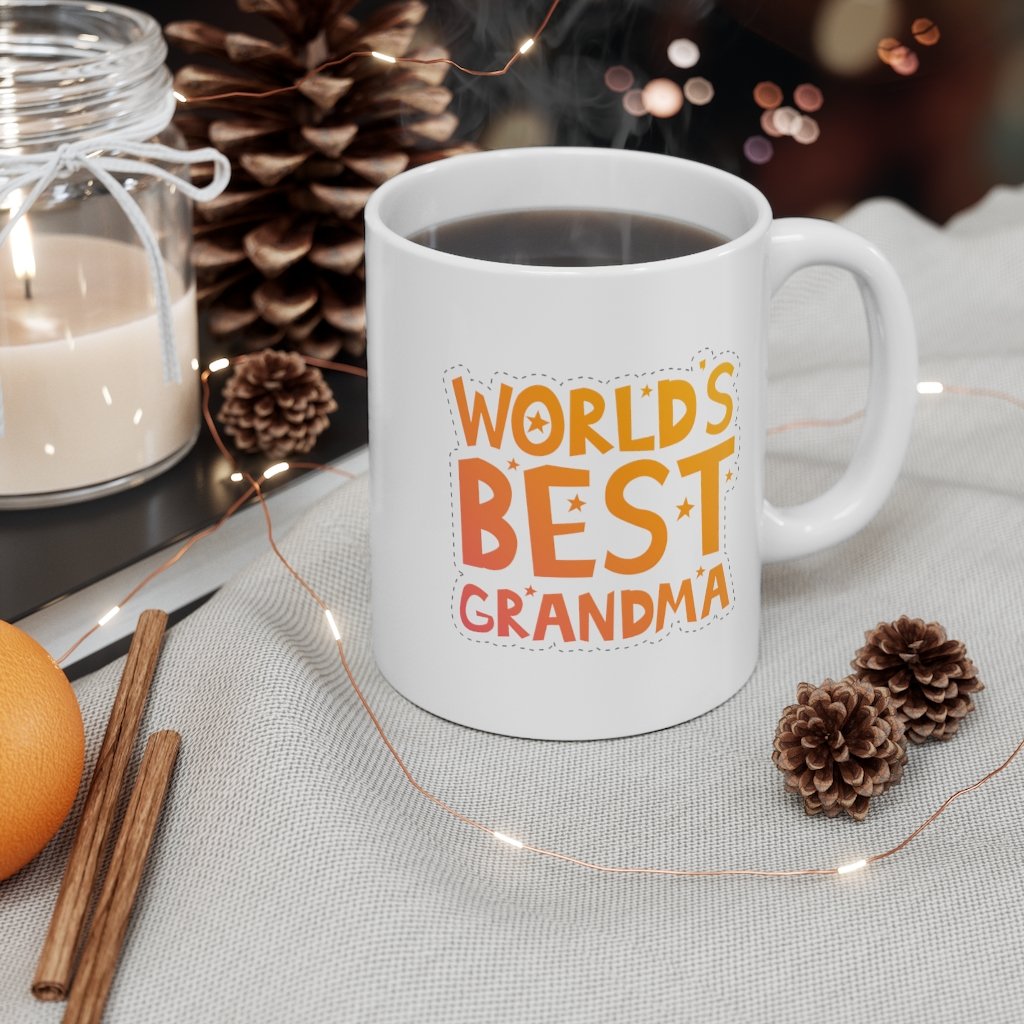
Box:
761;218;918;563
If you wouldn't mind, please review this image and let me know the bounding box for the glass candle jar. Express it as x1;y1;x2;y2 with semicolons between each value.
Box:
0;0;227;508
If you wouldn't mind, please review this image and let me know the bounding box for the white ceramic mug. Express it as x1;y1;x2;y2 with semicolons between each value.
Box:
365;147;916;740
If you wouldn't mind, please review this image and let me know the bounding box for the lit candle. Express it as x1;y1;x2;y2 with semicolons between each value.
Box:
4;191;35;299
0;234;198;500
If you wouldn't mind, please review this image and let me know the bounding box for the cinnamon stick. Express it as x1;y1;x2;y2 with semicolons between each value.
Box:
63;731;181;1024
33;609;168;1001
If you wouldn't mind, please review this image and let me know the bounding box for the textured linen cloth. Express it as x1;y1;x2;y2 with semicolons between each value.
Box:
3;188;1024;1024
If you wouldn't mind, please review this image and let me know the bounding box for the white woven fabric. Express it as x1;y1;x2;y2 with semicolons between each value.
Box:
2;188;1023;1023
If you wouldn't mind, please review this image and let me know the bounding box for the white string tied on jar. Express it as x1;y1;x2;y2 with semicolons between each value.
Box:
0;107;231;437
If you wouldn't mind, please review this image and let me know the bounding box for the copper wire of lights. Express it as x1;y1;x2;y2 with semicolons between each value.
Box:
54;354;1024;881
173;0;564;106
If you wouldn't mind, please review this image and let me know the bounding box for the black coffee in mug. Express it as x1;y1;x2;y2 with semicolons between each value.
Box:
408;208;727;267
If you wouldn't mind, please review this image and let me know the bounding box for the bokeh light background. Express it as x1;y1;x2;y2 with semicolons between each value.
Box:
148;0;1024;222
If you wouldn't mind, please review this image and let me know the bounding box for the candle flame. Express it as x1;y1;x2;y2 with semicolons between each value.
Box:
4;190;36;292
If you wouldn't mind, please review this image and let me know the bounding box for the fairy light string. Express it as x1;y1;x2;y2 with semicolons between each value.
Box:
53;0;1024;883
174;0;564;105
52;351;1024;882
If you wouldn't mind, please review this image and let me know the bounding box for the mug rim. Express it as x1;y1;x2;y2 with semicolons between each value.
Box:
365;146;774;276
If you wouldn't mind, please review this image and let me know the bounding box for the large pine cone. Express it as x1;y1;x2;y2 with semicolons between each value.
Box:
167;1;474;359
217;349;338;458
851;616;984;743
773;678;908;821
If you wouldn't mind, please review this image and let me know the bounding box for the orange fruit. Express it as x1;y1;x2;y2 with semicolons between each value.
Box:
0;621;85;881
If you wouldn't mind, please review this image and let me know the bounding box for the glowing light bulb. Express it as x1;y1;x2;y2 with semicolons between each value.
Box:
917;381;944;394
230;471;244;482
890;48;920;76
641;78;684;118
815;0;898;75
771;106;802;137
173;90;187;103
208;357;230;373
519;38;535;54
603;65;634;93
371;50;397;64
912;17;940;46
793;83;824;113
622;89;646;117
263;462;290;479
837;858;868;875
683;77;715;106
793;116;821;145
97;605;121;627
325;609;342;641
667;38;700;69
753;81;783;110
493;831;524;849
743;135;774;165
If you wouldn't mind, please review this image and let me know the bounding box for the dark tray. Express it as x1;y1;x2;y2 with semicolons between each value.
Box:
0;370;368;624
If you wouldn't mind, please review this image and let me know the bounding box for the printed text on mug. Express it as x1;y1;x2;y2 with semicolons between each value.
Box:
446;358;739;650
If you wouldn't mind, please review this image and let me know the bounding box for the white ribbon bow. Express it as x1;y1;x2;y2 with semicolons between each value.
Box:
0;138;231;437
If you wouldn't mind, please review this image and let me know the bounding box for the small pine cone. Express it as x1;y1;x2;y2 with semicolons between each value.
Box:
773;678;908;821
217;350;337;459
851;616;984;743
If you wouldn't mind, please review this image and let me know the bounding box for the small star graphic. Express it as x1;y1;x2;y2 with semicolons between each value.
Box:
640;384;652;397
699;359;706;370
507;458;520;471
568;494;586;512
725;470;733;481
527;411;549;433
676;499;694;520
525;585;536;597
696;566;705;578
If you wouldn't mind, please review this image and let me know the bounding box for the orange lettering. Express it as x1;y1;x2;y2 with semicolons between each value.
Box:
511;384;565;456
458;458;517;570
621;589;654;639
497;589;529;638
524;465;595;577
701;563;730;618
568;387;613;456
533;593;577;642
615;385;655;451
706;362;734;434
658;379;697;447
656;578;696;630
451;376;512;447
578;591;615;641
676;437;735;556
459;584;493;633
604;459;669;575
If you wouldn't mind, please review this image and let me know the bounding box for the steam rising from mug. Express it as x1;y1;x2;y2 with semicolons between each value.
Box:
432;0;708;149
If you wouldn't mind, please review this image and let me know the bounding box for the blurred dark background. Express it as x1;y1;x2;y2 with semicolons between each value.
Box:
145;0;1024;223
